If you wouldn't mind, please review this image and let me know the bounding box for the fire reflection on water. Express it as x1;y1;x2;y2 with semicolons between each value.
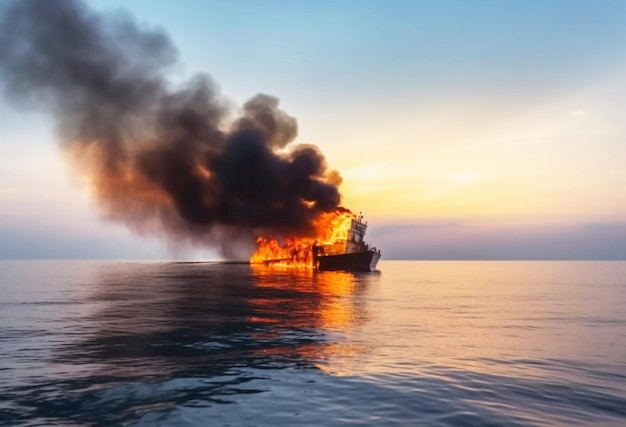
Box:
249;263;370;329
53;262;376;383
249;264;376;375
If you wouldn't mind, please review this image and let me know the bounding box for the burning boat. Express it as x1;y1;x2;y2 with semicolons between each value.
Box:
313;213;381;272
251;211;381;272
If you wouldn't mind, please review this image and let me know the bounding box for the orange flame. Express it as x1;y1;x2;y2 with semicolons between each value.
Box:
250;210;355;268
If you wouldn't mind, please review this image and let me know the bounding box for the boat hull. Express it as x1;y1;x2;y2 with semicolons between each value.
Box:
316;250;380;272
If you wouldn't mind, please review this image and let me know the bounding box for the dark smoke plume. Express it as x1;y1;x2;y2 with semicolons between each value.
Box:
0;0;345;257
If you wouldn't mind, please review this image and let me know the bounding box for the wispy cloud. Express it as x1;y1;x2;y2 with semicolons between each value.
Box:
565;109;589;117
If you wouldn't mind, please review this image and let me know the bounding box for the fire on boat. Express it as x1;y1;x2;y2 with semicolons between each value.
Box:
250;211;381;272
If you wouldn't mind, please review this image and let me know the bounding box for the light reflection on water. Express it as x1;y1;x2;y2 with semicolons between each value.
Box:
1;260;626;426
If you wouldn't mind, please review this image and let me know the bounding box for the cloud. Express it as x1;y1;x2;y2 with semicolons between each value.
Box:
565;109;589;117
367;222;626;260
0;226;167;259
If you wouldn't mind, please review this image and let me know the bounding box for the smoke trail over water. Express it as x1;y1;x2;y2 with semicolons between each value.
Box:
0;0;345;258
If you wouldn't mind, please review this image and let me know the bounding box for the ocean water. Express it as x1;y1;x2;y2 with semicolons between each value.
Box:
1;260;625;426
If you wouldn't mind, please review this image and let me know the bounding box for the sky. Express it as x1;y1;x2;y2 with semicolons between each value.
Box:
1;0;625;259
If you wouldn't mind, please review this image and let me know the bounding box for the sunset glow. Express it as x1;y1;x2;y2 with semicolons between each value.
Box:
1;0;625;259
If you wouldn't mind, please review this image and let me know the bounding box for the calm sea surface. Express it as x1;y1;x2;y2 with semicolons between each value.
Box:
1;260;625;426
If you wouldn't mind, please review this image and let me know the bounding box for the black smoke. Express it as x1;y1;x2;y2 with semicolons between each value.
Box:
0;0;344;257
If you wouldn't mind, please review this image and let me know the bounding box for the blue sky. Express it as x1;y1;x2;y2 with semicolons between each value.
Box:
1;0;625;259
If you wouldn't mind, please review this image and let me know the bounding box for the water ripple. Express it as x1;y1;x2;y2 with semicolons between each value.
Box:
1;260;625;426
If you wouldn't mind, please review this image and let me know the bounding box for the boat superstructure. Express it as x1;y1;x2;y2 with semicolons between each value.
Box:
312;213;381;272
